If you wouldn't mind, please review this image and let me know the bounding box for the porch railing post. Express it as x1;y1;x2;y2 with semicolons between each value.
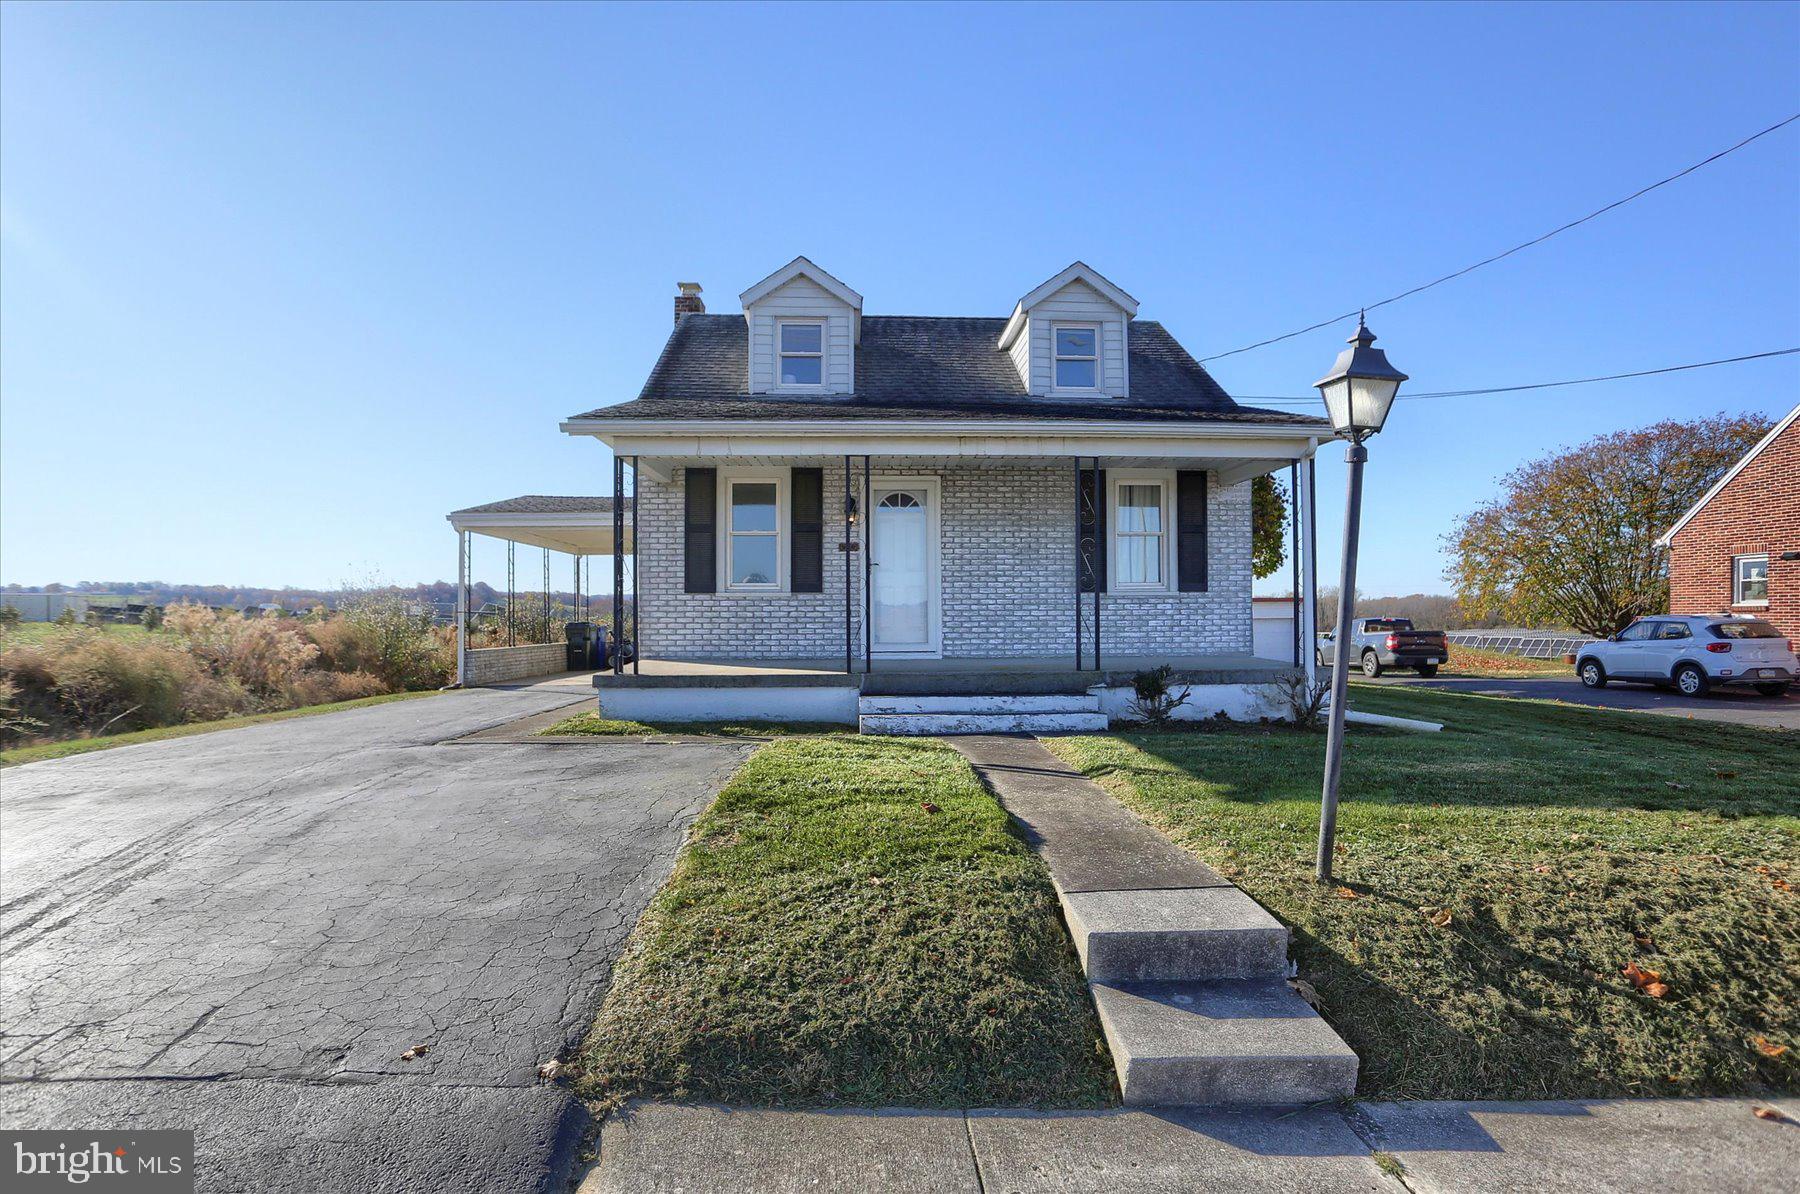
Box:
862;454;872;675
631;456;640;675
844;455;853;674
455;529;468;686
1289;461;1301;668
1300;452;1320;688
1091;456;1102;672
1073;455;1083;670
613;455;624;675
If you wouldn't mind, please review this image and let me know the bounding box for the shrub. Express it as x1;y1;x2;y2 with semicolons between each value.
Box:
53;607;77;626
283;670;389;707
140;604;164;630
336;591;452;690
302;617;381;676
1273;670;1332;730
0;605;21;629
0;629;254;734
1125;665;1190;727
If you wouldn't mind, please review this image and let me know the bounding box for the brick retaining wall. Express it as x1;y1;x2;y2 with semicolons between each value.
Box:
463;643;570;686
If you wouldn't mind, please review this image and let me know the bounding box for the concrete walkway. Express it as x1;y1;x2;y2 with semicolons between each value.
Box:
583;1098;1800;1193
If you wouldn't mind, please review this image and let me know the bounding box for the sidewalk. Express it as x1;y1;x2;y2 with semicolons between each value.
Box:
581;1098;1800;1193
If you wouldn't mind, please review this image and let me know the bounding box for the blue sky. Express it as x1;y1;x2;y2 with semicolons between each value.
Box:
3;1;1796;596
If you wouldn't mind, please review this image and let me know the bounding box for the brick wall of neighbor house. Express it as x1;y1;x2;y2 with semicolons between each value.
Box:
1666;417;1799;643
636;463;1253;659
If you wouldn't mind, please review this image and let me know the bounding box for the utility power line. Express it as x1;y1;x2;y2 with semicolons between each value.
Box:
1235;347;1800;406
1199;113;1800;364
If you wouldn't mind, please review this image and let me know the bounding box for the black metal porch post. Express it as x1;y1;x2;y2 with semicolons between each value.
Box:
1073;455;1083;670
1091;456;1102;672
612;455;624;675
631;456;640;675
1289;461;1301;667
862;454;872;675
844;455;853;674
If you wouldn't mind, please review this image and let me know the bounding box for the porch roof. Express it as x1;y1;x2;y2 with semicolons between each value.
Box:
446;495;633;555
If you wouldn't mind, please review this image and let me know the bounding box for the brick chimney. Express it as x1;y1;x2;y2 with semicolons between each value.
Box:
674;281;704;325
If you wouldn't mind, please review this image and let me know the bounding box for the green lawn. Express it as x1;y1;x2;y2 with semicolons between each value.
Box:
0;690;440;766
574;735;1115;1109
1044;686;1798;1102
540;711;848;738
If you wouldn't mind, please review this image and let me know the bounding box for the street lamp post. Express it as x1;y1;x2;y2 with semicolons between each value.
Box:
1313;314;1407;883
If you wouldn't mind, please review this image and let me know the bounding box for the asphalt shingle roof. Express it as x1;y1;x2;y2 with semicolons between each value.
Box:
450;495;631;516
569;315;1327;427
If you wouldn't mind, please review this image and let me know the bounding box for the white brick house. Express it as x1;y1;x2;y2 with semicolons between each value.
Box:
456;258;1332;731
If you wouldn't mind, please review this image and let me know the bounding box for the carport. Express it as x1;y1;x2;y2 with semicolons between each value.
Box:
446;496;634;686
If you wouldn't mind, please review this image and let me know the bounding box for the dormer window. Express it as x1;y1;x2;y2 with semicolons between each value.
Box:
777;320;825;387
1053;325;1099;390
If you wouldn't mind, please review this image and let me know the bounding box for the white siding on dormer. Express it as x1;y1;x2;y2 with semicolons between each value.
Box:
746;274;855;394
1023;278;1128;396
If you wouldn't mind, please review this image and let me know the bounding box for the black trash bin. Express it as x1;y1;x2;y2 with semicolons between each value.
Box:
565;621;594;670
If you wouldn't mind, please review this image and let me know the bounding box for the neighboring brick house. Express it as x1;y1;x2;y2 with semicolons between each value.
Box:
1658;403;1800;643
450;257;1334;729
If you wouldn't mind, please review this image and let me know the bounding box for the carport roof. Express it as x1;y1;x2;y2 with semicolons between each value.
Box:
447;495;634;555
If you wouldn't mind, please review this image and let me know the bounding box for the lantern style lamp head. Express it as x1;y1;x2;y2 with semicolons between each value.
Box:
1314;313;1408;440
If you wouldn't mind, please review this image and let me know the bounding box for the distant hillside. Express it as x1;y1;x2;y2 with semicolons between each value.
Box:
1;581;617;613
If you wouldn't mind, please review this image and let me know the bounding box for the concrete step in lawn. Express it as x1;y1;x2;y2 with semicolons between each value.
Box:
1060;886;1291;983
951;734;1361;1107
1092;979;1360;1107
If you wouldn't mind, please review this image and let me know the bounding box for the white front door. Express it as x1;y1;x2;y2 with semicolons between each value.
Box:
871;482;939;653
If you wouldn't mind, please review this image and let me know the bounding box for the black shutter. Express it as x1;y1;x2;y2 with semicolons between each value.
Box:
683;467;716;593
790;467;823;593
1078;467;1107;593
1177;469;1209;592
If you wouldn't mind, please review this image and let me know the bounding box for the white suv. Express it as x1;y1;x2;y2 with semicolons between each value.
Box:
1576;615;1796;697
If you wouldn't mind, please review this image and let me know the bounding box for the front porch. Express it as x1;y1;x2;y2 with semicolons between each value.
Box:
591;651;1304;730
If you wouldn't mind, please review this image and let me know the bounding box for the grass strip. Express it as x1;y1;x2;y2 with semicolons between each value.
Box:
1044;685;1798;1101
575;734;1115;1108
1;690;439;766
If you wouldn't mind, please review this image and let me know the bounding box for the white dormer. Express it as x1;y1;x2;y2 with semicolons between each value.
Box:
997;262;1139;398
740;256;863;395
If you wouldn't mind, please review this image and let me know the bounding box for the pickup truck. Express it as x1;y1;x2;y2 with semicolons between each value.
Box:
1317;617;1450;677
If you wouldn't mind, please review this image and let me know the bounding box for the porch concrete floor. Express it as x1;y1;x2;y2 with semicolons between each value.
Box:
595;654;1301;695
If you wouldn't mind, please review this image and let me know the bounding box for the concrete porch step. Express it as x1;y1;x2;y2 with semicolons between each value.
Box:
859;694;1100;716
1091;979;1359;1106
1060;887;1291;983
857;711;1110;736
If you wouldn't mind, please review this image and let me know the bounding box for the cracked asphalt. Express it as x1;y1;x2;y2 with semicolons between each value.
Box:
0;683;750;1192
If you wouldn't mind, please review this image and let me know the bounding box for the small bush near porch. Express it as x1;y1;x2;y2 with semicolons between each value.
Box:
1044;686;1798;1101
573;735;1114;1108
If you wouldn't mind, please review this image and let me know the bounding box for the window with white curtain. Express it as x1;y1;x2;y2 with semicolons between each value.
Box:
1113;478;1167;589
1733;554;1769;604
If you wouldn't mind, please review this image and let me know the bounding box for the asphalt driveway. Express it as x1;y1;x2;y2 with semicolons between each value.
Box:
0;684;751;1192
1361;673;1800;730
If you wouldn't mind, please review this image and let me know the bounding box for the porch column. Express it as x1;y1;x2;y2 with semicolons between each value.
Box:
1300;452;1320;687
1073;455;1083;670
612;455;624;675
631;456;640;675
844;455;853;674
1289;462;1301;667
862;454;872;674
455;529;468;687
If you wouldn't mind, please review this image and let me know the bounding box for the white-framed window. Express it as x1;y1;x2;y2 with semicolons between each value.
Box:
1110;471;1171;591
776;320;825;387
1733;553;1769;605
722;474;785;591
1052;324;1100;391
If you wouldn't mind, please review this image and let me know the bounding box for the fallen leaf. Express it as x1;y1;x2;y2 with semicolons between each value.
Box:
1634;934;1656;952
537;1060;562;1081
1774;879;1793;892
1427;908;1453;928
1645;981;1669;999
1334;887;1359;900
1753;1106;1786;1122
868;876;885;887
1714;770;1737;779
1335;842;1349;856
1751;1036;1789;1059
400;1044;431;1061
919;801;940;814
1533;864;1553;874
1621;962;1662;993
1288;979;1320;1007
